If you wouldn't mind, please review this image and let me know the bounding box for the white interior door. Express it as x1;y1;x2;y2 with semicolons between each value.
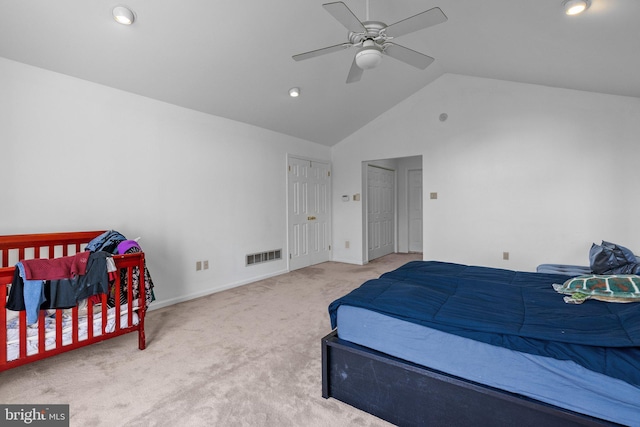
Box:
408;169;423;252
367;165;395;261
288;157;331;270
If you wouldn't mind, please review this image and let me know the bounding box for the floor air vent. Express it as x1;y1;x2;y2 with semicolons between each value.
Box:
246;249;282;266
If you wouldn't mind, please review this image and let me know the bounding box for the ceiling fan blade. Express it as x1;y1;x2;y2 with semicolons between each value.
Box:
383;43;434;69
346;57;364;84
292;43;351;61
323;2;367;34
384;7;448;38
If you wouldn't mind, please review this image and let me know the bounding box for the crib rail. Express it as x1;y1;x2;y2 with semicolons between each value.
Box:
1;231;146;372
0;231;105;268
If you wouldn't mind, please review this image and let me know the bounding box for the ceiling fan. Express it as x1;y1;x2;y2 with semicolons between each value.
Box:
292;1;448;83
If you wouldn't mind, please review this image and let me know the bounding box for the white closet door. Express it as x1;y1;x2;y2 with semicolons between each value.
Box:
368;165;395;261
288;157;332;270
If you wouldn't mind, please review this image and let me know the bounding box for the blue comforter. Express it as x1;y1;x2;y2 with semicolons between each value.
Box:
328;261;640;387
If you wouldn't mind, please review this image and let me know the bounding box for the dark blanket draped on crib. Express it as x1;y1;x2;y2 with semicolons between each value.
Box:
7;251;110;312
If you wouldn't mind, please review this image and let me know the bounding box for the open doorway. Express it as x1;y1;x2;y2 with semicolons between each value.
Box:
362;155;423;263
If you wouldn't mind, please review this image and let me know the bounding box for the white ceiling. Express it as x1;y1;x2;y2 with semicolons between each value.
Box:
1;0;638;146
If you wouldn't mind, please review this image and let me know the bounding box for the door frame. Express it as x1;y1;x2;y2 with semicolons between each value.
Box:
407;168;423;253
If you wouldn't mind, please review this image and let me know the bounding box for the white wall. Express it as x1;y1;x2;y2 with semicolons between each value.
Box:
332;74;640;271
0;57;330;308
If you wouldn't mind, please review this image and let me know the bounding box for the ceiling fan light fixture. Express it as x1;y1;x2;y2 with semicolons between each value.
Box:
355;49;383;70
355;40;383;70
562;0;590;15
113;6;135;25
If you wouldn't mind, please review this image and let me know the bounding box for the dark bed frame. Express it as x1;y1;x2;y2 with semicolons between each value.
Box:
321;331;621;427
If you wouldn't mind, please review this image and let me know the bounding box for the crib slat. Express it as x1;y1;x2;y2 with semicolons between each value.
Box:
101;287;108;336
19;311;27;358
55;309;63;349
87;299;94;341
72;306;79;344
127;266;134;328
101;293;108;337
115;272;122;332
1;284;7;364
38;310;46;354
137;253;146;350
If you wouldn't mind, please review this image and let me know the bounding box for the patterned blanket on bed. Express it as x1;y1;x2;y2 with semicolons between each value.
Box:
328;260;640;387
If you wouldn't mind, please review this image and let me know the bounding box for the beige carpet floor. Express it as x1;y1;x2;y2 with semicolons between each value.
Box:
1;253;421;426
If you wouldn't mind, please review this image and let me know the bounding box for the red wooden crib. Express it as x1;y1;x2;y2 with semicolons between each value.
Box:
1;231;147;372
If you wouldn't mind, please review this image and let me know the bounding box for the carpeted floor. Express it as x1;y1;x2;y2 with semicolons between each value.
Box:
1;253;421;426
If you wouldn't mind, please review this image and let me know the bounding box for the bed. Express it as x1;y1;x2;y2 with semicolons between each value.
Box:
323;260;640;426
1;231;151;372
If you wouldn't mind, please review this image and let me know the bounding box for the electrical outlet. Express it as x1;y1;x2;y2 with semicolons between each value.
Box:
503;252;509;260
430;192;438;199
203;260;209;270
345;241;350;249
196;261;202;271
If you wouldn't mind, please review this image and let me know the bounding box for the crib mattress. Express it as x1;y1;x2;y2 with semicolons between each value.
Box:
5;304;139;361
337;305;640;426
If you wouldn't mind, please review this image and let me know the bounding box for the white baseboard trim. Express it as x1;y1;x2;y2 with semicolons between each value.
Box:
330;256;365;265
147;268;289;311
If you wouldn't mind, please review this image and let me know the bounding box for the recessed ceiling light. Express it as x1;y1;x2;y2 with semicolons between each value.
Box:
563;0;590;15
113;6;135;25
289;87;300;98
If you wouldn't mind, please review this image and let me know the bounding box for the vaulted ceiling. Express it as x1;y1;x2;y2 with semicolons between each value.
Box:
1;0;638;146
